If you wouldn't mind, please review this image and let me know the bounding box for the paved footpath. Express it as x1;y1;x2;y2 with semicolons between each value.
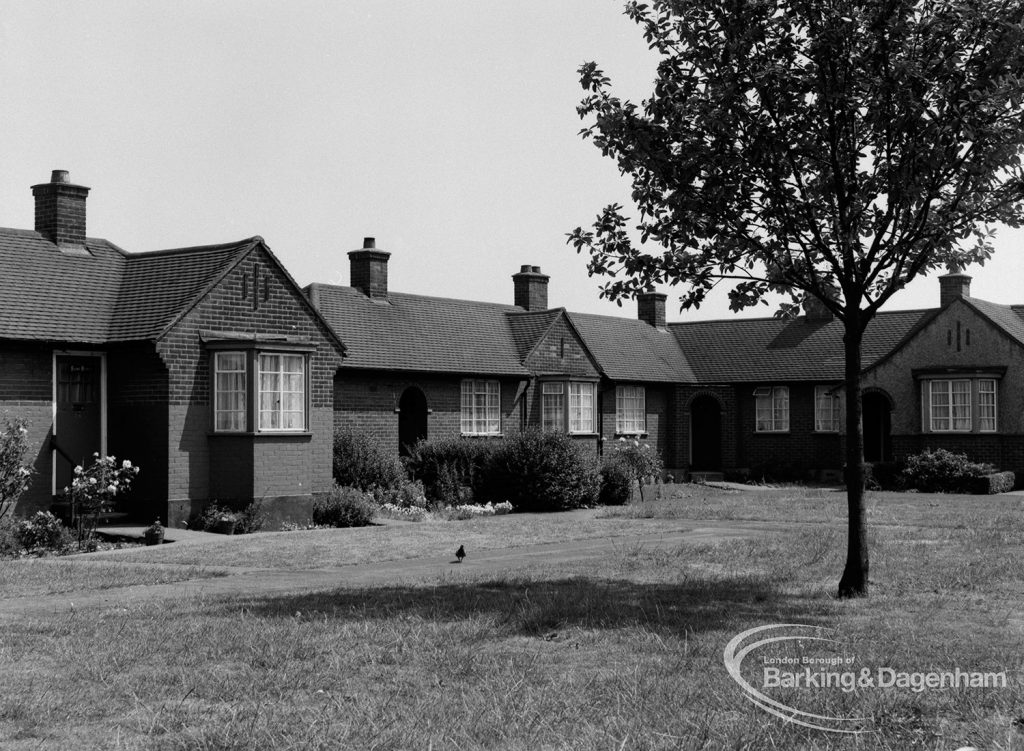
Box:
0;520;792;622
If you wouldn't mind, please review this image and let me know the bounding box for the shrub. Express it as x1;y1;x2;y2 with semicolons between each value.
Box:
0;515;19;557
480;429;599;512
235;499;268;534
312;486;376;528
0;416;34;524
67;454;140;548
372;478;428;509
901;448;994;493
332;430;405;492
969;471;1016;495
603;438;664;501
15;511;73;553
598;458;633;506
404;437;498;506
192;500;266;534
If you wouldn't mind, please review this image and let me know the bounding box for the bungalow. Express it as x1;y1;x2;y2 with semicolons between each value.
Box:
3;171;1022;526
0;171;345;526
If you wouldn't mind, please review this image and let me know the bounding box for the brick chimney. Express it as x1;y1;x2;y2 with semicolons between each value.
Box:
939;272;972;307
637;289;667;328
803;295;834;322
513;265;549;311
348;237;390;299
31;169;89;248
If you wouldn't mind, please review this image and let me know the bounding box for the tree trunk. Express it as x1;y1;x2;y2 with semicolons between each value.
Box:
838;320;869;598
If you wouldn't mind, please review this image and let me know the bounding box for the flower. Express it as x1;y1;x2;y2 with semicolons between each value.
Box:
122;460;132;469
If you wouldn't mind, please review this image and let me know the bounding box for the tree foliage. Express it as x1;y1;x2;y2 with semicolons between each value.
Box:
571;0;1024;596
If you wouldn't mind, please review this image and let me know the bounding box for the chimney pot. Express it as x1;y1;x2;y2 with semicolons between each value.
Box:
512;265;550;311
51;169;69;184
363;237;375;249
939;273;972;307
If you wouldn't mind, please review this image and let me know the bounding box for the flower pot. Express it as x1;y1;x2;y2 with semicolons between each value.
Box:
144;530;164;546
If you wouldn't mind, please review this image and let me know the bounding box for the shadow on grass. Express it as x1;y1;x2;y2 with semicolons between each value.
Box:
215;575;835;638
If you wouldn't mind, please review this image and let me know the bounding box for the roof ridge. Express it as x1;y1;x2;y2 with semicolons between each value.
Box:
123;236;262;260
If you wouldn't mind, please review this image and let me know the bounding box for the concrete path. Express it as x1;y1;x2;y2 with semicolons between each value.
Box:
0;520;789;622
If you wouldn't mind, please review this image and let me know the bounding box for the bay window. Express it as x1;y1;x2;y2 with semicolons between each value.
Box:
925;377;997;433
542;380;597;434
211;348;309;433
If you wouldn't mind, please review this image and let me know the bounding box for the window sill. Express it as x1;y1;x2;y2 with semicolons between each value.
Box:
754;430;790;435
568;432;600;438
209;431;313;439
611;433;649;439
460;433;504;439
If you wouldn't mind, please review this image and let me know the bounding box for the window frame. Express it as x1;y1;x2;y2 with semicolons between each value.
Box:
540;379;598;435
541;382;565;433
257;352;307;433
922;376;999;434
213;351;248;433
814;385;841;433
208;344;312;435
568;382;596;434
615;385;646;435
754;386;790;433
460;379;502;436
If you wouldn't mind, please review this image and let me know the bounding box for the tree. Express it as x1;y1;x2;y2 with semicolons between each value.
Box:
570;0;1024;597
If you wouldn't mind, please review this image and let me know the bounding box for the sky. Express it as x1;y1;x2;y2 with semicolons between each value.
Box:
1;0;1021;323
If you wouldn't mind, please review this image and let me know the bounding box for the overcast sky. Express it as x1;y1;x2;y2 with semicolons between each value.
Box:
2;1;1021;322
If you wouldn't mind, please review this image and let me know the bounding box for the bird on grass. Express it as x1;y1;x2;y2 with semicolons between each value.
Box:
455;545;466;563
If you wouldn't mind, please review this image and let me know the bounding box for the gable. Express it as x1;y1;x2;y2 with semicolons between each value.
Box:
523;313;600;378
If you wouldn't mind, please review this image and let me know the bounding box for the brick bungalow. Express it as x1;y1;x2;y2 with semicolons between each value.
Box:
5;172;1024;524
0;171;345;526
307;243;693;472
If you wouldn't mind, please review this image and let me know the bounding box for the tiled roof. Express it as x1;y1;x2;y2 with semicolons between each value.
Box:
506;309;562;359
669;309;935;382
566;311;697;383
308;285;530;376
963;297;1024;349
0;228;255;344
0;228;128;343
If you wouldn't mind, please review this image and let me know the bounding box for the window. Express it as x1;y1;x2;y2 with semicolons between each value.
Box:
214;352;246;432
542;381;597;434
814;386;840;432
212;350;308;433
754;386;789;432
978;379;997;432
929;379;971;432
542;382;564;433
461;379;501;435
925;377;997;433
259;354;306;431
569;382;595;433
616;385;646;434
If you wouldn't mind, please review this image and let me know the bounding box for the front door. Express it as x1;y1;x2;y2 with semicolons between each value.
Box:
55;355;103;492
690;395;722;470
863;392;892;463
398;386;428;456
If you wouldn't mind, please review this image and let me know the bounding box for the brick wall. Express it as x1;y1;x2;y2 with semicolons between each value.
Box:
107;346;169;521
0;345;54;514
523;317;601;377
157;245;344;521
597;382;672;470
735;382;843;472
334;373;524;454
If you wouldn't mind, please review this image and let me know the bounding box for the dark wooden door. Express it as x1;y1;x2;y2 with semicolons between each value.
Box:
398;387;428;456
690;396;722;470
863;393;892;463
55;355;102;491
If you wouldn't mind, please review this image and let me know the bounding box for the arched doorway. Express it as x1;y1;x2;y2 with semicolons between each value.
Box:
690;395;722;470
398;387;428;456
863;392;892;463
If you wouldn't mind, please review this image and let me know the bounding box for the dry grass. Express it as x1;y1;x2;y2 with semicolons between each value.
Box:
1;488;1022;749
86;510;698;570
0;558;225;599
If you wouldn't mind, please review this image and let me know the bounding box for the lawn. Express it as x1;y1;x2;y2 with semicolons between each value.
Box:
0;558;226;599
1;487;1022;750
